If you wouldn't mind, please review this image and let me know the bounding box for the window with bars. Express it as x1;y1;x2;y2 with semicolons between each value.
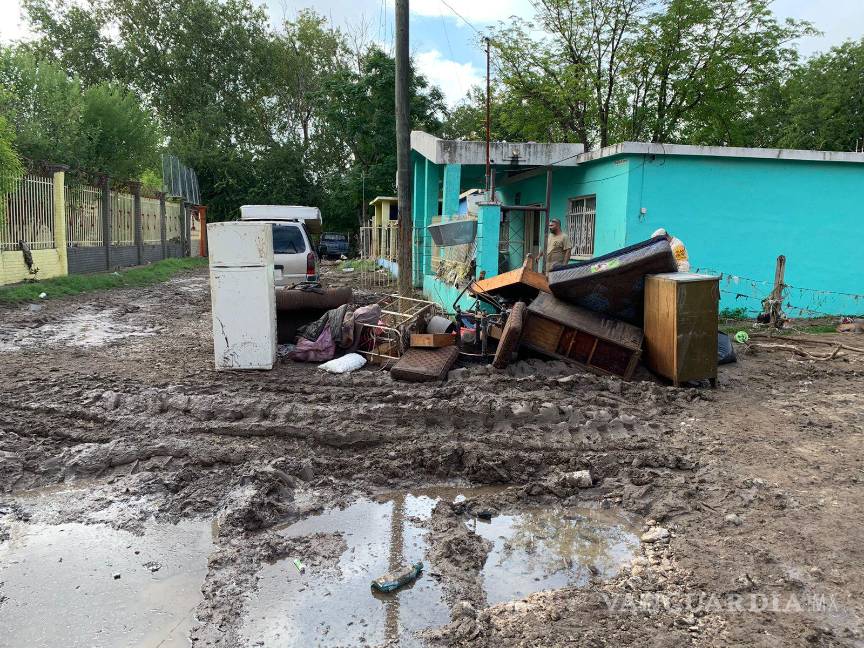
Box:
567;195;596;258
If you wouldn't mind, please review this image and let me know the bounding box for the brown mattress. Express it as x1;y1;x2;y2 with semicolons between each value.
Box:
391;346;460;382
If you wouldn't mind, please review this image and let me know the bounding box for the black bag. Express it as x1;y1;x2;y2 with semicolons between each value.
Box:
717;331;737;365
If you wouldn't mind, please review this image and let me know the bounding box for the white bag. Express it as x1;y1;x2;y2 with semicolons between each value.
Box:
318;353;367;374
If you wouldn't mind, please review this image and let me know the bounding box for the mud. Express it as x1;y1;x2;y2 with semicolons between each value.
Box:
1;262;863;647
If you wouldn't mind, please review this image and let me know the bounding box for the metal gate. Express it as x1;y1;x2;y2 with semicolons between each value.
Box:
359;225;398;289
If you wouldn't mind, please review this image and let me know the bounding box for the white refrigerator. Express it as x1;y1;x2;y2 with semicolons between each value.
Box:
207;221;276;370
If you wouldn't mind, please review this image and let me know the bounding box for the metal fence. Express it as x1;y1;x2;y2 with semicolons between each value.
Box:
165;201;183;242
65;183;103;247
1;174;55;251
359;225;398;289
111;191;135;246
141;196;161;244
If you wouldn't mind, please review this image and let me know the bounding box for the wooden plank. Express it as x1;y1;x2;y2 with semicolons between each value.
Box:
471;260;550;297
410;333;455;348
522;314;563;353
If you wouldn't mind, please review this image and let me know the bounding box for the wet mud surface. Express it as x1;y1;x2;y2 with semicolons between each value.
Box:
1;263;863;647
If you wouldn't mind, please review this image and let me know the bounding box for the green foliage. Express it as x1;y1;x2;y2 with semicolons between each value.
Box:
450;0;814;148
317;47;445;231
720;306;750;320
0;257;208;303
0;115;23;220
0;48;158;179
778;39;864;151
79;84;160;179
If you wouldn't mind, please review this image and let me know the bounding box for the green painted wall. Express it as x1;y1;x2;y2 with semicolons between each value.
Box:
624;154;864;315
413;150;863;316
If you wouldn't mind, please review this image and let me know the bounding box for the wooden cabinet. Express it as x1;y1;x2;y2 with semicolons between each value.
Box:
643;273;720;387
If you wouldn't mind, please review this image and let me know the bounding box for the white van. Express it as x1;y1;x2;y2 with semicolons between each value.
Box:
240;205;321;286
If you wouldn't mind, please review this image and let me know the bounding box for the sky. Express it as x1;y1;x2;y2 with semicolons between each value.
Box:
2;0;864;106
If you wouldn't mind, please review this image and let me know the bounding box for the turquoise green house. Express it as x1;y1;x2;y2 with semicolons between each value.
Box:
410;131;864;316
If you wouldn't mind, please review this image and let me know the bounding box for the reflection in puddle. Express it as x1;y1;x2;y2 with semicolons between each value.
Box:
243;495;448;647
242;488;639;646
471;507;640;605
0;519;213;648
0;308;157;351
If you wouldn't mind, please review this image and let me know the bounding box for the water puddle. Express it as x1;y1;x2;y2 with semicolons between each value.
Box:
470;506;640;605
0;519;213;648
241;487;639;646
0;308;157;352
243;495;447;647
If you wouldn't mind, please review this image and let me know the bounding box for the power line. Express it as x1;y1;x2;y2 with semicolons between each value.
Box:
438;0;483;36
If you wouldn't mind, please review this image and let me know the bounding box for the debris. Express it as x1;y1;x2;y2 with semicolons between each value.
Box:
143;561;161;572
410;333;456;348
113;572;121;580
724;513;742;526
548;235;677;325
492;302;526;370
390;346;460;383
38;292;47;299
563;470;594;489
735;330;750;344
318;353;367;374
837;321;864;334
293;558;306;574
640;527;670;543
521;293;643;380
426;315;458;335
370;562;423;593
471;257;549;300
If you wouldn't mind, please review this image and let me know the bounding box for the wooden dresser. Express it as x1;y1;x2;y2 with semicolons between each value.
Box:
643;273;720;387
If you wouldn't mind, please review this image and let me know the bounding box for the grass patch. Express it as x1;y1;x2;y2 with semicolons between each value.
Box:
0;257;209;304
720;322;838;336
337;258;377;272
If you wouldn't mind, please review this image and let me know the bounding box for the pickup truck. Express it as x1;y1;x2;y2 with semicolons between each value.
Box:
317;232;350;260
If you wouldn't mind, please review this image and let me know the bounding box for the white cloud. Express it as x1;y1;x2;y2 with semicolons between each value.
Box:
0;1;30;43
415;49;483;106
409;0;533;24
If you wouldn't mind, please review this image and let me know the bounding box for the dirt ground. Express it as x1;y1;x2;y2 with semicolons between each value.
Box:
1;262;863;647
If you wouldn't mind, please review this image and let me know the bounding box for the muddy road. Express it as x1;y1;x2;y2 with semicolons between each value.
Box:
0;264;862;647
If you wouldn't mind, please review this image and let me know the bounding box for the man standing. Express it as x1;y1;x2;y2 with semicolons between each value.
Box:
545;218;573;273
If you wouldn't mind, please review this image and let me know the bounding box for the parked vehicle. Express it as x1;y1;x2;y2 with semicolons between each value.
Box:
318;232;350;260
240;205;321;286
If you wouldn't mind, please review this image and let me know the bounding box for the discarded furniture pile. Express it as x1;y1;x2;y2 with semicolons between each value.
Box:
208;222;722;385
436;234;722;386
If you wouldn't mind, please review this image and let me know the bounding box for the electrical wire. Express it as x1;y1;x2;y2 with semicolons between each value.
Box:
438;0;483;36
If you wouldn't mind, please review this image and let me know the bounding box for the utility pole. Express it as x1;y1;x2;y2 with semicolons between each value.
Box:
485;37;491;200
395;0;413;295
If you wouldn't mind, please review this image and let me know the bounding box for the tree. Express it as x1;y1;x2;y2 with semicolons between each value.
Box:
476;0;813;148
317;47;445;230
778;39;864;152
0;47;83;167
0;48;159;179
79;84;160;179
0;116;23;221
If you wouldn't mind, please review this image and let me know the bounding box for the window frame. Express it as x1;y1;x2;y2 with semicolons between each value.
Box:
566;194;597;259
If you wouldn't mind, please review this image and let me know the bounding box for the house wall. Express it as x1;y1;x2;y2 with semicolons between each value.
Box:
414;147;864;316
624;154;864;315
495;158;631;260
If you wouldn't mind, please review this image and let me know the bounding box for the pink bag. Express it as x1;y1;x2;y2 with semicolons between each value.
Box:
287;327;335;362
